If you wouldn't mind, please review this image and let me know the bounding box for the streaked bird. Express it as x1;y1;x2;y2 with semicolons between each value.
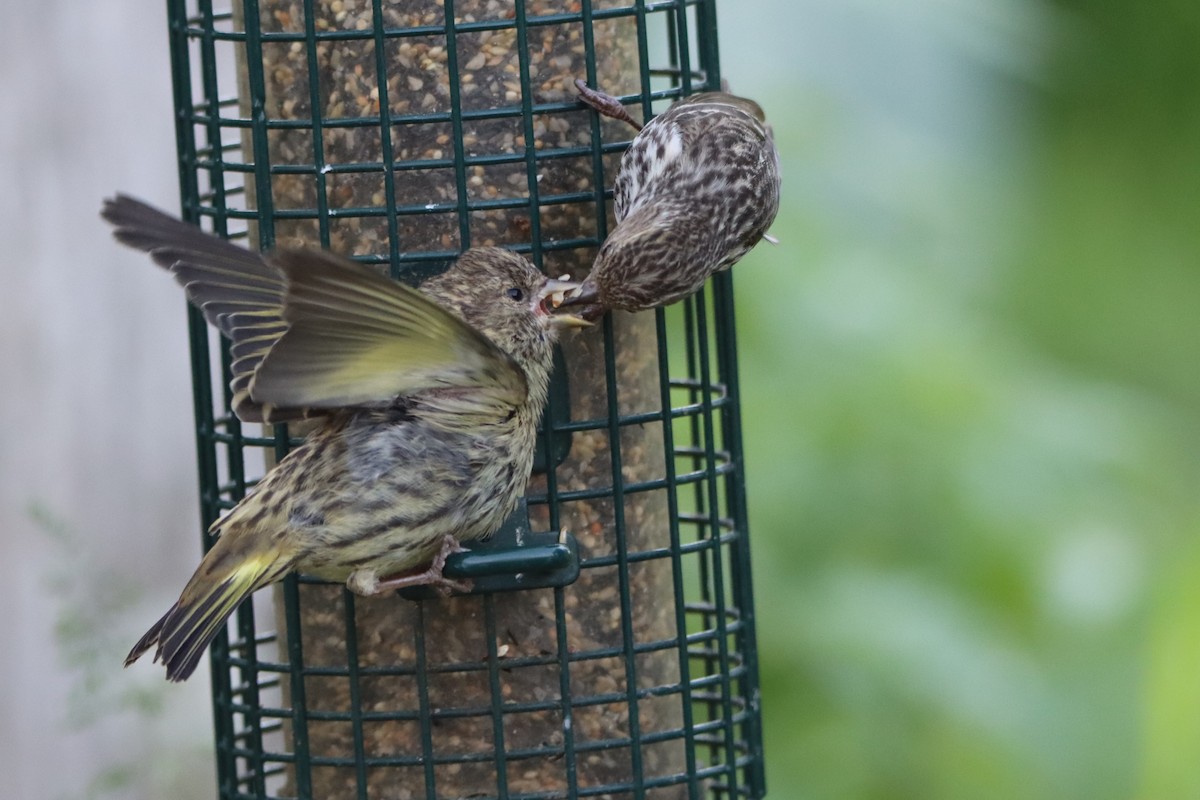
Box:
104;195;587;681
561;80;781;319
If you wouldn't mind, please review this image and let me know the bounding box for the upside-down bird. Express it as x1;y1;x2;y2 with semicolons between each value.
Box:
560;80;781;319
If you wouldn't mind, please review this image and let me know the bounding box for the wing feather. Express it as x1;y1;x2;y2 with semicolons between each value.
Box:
104;195;526;425
105;196;303;422
248;249;527;416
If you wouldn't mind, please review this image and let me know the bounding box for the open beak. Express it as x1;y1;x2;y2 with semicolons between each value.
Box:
536;278;595;328
550;278;605;323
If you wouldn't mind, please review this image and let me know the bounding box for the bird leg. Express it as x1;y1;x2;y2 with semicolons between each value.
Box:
574;79;643;131
369;535;473;597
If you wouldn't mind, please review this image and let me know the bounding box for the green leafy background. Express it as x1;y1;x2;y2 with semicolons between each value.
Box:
728;2;1200;797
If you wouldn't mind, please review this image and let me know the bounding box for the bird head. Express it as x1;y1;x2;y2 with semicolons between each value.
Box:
422;249;592;361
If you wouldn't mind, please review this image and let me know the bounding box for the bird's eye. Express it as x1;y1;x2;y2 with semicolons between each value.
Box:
506;287;524;302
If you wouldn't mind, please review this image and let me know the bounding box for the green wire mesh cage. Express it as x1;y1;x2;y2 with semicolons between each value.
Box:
164;0;762;797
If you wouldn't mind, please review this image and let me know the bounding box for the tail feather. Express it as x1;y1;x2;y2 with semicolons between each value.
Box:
159;574;256;682
126;542;291;682
125;611;168;668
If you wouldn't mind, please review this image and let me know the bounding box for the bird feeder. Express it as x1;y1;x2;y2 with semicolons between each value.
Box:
160;0;763;796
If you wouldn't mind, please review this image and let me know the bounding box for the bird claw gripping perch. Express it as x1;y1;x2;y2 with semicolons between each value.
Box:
574;78;643;131
361;535;474;597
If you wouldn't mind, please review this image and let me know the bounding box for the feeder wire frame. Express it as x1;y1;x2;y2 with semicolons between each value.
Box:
162;0;764;797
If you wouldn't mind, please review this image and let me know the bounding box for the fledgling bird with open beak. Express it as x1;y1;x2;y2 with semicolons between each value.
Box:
103;195;588;681
559;81;782;320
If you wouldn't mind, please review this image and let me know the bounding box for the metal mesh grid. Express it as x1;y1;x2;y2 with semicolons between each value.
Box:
163;1;762;797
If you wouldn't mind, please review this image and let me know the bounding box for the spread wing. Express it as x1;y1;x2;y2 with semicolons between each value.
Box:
104;195;528;425
250;249;527;418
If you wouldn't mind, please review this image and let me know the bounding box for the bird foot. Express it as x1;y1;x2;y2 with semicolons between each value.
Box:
368;535;473;597
574;79;643;131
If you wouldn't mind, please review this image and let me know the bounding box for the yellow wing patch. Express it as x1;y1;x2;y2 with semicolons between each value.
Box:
248;250;527;414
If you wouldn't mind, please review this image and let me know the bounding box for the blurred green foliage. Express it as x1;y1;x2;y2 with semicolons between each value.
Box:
736;3;1200;798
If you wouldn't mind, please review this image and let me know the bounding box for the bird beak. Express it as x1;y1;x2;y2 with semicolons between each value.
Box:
551;279;605;323
536;278;594;328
